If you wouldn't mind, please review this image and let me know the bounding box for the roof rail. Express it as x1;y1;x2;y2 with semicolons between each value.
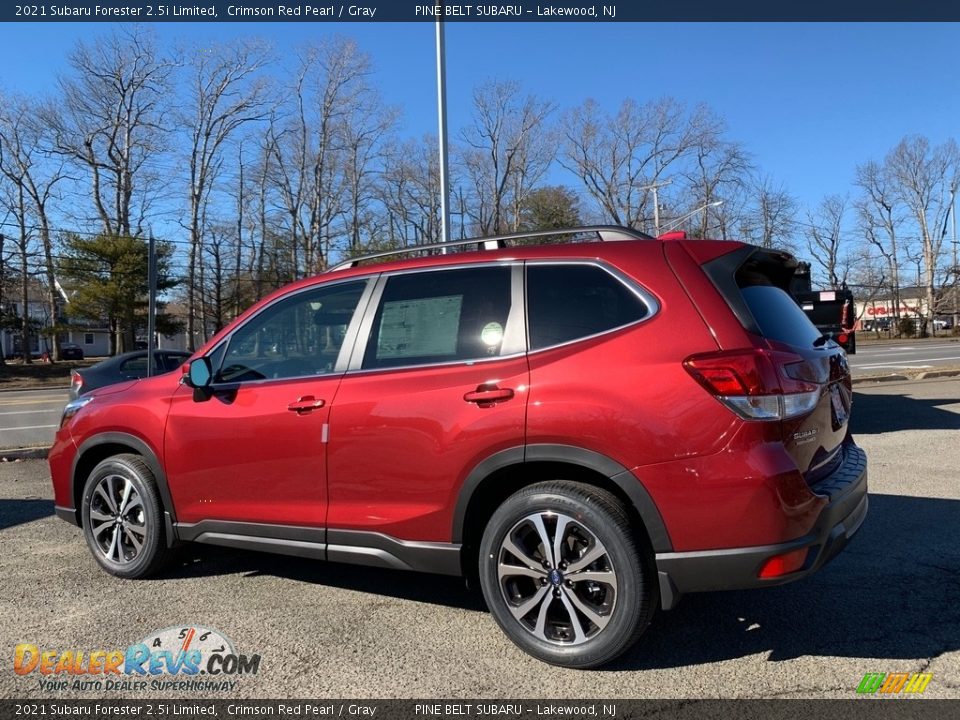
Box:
328;225;654;272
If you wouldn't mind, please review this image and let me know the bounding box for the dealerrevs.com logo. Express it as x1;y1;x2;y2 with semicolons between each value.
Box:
14;626;261;693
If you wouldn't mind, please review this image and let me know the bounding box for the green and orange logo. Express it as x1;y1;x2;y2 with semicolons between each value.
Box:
856;672;932;696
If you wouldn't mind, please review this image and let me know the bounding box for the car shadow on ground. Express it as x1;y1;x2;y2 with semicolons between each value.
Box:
609;491;959;670
852;385;960;434
0;498;53;530
166;545;487;612
164;492;959;669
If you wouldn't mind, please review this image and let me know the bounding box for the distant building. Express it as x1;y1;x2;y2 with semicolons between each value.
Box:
856;286;958;329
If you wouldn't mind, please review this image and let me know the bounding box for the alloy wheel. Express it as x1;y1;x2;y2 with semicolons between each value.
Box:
497;511;618;645
88;474;148;564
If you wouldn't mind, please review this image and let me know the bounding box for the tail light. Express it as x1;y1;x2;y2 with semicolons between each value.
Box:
70;371;83;396
683;349;821;421
837;333;849;346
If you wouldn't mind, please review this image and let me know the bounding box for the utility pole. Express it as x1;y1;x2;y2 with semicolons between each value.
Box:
147;234;157;377
635;180;672;236
953;187;958;331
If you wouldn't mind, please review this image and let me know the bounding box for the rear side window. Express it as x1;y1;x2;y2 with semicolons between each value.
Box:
363;266;513;369
741;286;822;348
120;356;148;375
527;264;649;350
161;354;190;372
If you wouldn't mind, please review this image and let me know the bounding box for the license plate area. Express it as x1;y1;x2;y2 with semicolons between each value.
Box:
830;384;848;429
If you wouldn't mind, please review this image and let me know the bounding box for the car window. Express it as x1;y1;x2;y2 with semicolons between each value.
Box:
161;354;190;372
119;356;148;375
362;266;512;370
526;264;650;350
218;280;366;383
741;285;822;348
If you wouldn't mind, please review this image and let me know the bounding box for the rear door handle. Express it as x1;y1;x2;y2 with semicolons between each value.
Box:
287;395;326;413
463;386;515;405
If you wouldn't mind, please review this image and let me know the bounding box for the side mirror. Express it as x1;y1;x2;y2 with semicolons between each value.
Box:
186;357;213;389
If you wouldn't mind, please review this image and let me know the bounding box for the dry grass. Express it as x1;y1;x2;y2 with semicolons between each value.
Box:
0;358;101;391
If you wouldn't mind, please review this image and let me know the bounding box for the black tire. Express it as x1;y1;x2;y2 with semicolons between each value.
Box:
479;481;656;668
80;454;170;579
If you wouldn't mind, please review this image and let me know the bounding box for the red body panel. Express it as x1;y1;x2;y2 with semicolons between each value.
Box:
164;376;340;526
636;424;827;551
326;357;529;541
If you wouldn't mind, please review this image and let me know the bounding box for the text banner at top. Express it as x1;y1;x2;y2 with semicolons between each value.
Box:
5;1;960;22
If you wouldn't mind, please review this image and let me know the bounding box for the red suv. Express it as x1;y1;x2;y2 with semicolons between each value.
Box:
49;227;867;668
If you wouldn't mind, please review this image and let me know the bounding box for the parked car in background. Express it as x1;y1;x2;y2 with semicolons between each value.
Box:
69;350;192;400
862;317;892;332
60;343;85;360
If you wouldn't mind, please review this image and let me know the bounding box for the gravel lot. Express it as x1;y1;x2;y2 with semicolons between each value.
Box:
1;377;958;699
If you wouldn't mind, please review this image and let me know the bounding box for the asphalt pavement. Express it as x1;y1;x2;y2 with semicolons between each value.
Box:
0;388;67;450
850;339;960;374
0;377;957;699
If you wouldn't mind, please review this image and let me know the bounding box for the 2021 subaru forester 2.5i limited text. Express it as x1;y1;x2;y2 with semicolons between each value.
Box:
49;226;867;668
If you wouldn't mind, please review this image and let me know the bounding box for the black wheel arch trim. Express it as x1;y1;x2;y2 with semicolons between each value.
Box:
452;443;672;553
71;432;176;527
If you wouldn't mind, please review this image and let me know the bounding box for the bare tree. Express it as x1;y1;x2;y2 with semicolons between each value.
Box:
268;37;376;275
341;91;398;255
739;176;797;251
806;195;849;289
886;136;959;333
460;80;555;234
381;136;442;247
46;27;175;237
0;179;35;362
855;159;905;325
181;39;271;349
561;97;704;231
682;119;752;239
0;96;68;359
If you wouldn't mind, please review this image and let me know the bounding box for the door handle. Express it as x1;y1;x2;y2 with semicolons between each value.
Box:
287;395;326;413
463;385;515;406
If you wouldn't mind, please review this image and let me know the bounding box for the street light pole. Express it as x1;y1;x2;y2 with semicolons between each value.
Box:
435;19;451;251
661;201;724;234
146;233;156;377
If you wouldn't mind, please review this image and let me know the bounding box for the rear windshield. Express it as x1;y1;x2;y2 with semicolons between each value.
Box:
741;285;822;348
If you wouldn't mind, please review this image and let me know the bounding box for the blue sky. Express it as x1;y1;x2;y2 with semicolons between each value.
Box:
1;21;958;213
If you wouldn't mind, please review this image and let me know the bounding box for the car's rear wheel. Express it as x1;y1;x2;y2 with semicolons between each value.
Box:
479;481;656;668
81;454;170;579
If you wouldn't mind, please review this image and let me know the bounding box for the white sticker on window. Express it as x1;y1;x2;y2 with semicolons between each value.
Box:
377;295;463;359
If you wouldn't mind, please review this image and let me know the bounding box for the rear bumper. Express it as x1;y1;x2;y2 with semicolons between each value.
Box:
655;442;867;610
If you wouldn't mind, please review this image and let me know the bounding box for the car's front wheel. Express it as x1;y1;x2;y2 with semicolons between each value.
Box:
479;481;657;668
80;454;170;579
